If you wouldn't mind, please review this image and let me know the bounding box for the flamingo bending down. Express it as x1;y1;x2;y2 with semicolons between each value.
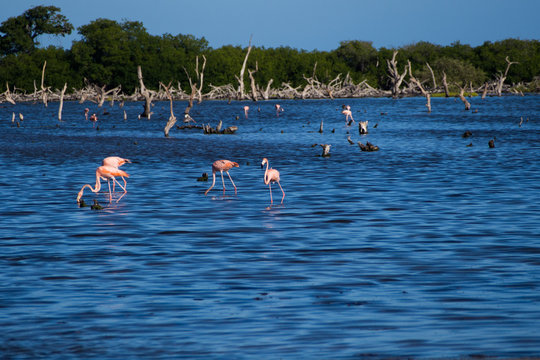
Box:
77;165;130;203
342;109;354;123
90;113;98;127
102;156;131;192
205;159;239;196
275;104;283;117
261;158;285;204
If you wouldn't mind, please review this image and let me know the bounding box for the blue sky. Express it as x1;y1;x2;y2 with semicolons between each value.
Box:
2;0;540;51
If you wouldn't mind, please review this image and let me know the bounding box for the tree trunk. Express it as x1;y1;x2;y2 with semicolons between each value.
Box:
41;61;48;107
408;60;431;112
386;51;407;99
459;87;471;110
195;55;206;104
137;65;154;119
442;71;450;97
237;35;253;100
161;81;177;137
495;56;518;97
248;63;259;102
58;82;67;121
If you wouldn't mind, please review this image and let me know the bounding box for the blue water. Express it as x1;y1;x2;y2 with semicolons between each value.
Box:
1;96;539;359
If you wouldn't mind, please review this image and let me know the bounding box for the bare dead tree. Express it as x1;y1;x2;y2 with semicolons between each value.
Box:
97;85;121;107
458;86;471;110
1;83;16;104
40;61;50;107
481;82;489;99
386;51;407;98
58;83;67;121
442;71;450;97
426;62;437;89
248;61;259;101
195;55;207;104
137;65;155;119
261;79;274;100
236;35;253;100
161;81;177;137
408;60;431;112
495;56;519;97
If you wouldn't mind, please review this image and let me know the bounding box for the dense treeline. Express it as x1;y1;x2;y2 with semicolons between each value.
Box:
1;6;539;97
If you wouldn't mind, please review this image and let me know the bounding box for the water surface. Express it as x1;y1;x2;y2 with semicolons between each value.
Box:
1;96;539;359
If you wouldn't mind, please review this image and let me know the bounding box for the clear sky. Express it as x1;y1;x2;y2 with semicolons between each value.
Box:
2;0;540;51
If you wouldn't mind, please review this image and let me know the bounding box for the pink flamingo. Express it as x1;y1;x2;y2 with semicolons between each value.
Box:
341;105;354;123
90;113;98;127
275;104;283;117
84;108;89;120
102;156;131;192
205;159;239;196
261;158;285;204
243;106;249;119
76;165;130;203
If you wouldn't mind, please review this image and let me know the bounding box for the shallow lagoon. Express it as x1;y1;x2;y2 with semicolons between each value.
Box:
1;96;539;358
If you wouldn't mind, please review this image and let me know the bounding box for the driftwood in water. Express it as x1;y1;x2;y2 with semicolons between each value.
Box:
442;71;450;97
319;120;324;133
203;120;238;134
358;121;369;134
358;141;379;151
386;51;407;98
58;83;67;121
137;65;155;119
97;85;121;107
320;144;331;157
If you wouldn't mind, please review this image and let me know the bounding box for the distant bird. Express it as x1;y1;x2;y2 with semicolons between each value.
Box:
261;158;285;205
90;113;98;127
205;159;239;196
102;156;131;192
18;113;24;121
77;165;130;203
244;105;250;119
184;114;196;123
84;108;89;120
275;104;284;116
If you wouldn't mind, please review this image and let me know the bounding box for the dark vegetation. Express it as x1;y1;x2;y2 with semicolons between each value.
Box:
1;6;539;100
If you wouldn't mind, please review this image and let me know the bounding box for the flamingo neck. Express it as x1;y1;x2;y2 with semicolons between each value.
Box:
264;162;271;185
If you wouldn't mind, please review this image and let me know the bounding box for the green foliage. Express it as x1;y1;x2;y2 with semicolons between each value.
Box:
0;5;73;55
0;6;539;95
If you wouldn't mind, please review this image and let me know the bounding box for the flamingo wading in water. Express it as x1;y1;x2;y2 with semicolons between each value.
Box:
261;158;285;204
77;165;130;203
205;159;239;196
102;156;131;192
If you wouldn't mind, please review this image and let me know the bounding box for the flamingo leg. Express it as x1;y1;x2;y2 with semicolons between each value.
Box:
107;179;113;202
268;183;273;204
226;171;237;195
114;178;127;193
277;181;285;204
220;171;226;194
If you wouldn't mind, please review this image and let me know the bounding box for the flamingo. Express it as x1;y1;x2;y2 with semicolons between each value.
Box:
77;165;129;203
205;159;239;196
84;108;89;120
275;104;283;117
244;105;249;119
90;113;98;127
102;156;131;192
261;158;285;204
341;106;354;124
